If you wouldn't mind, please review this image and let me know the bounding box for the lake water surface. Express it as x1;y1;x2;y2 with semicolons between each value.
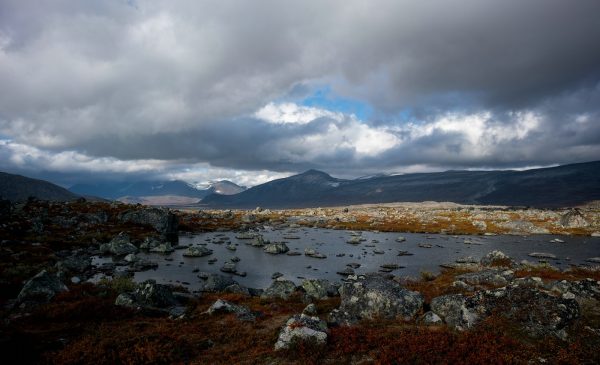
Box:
108;227;600;291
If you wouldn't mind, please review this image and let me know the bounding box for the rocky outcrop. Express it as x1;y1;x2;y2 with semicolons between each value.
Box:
16;270;68;306
100;232;138;256
275;311;328;350
480;250;515;267
330;274;423;324
118;207;178;242
430;294;479;331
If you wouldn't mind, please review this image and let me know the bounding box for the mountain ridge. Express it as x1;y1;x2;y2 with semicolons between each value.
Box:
201;161;600;209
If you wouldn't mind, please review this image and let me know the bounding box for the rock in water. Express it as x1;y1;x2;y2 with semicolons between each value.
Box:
17;270;68;306
263;242;289;254
183;246;213;257
274;314;328;350
149;242;174;254
331;274;423;324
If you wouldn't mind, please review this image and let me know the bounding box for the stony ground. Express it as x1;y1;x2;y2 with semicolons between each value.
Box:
1;198;600;364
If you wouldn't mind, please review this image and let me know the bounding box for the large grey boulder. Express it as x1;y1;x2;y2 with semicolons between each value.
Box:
274;313;328;350
262;279;297;300
149;242;174;254
548;279;600;300
17;270;68;306
118;207;178;241
100;232;138;256
331;274;423;324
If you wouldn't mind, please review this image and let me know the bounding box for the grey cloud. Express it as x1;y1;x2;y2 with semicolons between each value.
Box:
0;0;599;184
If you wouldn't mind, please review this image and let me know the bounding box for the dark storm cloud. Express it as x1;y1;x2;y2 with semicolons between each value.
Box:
0;0;599;184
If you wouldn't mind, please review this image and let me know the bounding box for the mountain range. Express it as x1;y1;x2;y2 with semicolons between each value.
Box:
1;161;598;207
201;161;600;209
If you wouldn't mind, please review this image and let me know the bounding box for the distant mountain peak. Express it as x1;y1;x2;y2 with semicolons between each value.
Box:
294;169;336;182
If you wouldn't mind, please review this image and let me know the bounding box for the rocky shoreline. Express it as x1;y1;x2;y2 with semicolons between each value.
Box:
1;198;600;363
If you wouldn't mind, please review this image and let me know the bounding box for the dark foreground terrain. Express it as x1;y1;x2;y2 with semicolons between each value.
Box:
1;199;600;364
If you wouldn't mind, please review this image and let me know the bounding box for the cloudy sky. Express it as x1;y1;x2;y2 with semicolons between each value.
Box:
1;0;599;187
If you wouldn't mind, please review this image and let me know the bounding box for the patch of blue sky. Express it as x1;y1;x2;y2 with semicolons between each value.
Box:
299;86;373;120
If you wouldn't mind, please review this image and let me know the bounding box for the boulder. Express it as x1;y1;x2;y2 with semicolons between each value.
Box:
332;274;423;324
100;232;138;256
420;311;443;325
274;314;328;350
262;279;297;300
263;242;289;254
17;270;68;306
115;280;178;309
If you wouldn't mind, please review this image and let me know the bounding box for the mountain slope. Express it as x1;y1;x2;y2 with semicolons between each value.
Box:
201;161;600;209
0;172;80;202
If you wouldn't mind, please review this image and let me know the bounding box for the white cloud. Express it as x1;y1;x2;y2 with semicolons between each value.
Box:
255;102;399;157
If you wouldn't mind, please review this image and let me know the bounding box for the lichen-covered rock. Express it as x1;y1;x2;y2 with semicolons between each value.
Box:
274;314;328;350
57;255;91;273
263;242;289;254
100;232;138;256
332;274;423;324
183;246;213;257
301;279;339;300
262;279;297;300
17;270;68;306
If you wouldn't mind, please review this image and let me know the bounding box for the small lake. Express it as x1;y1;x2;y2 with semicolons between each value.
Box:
101;227;600;291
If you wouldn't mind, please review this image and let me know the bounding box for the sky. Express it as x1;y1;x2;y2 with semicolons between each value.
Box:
0;0;599;187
